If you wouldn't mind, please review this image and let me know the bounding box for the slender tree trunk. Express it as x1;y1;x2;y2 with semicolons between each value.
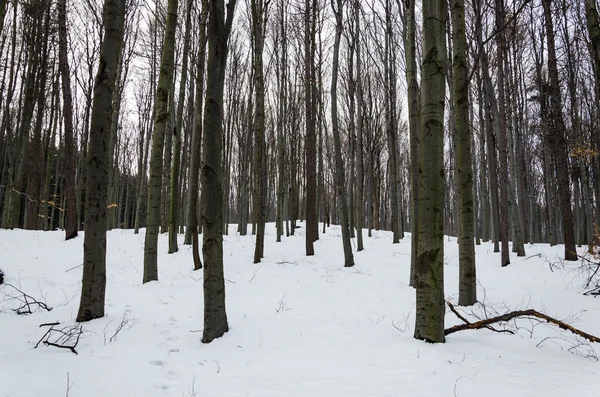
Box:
143;0;179;283
184;0;208;255
542;0;577;261
169;0;194;254
355;0;364;252
305;0;318;255
252;0;266;263
331;0;354;268
276;1;287;244
77;0;126;322
451;0;476;305
58;0;78;240
585;0;600;222
402;0;420;285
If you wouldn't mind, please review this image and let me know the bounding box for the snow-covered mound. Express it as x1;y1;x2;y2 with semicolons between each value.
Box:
0;224;598;396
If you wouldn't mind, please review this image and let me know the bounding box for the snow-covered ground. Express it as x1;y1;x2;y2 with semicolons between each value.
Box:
0;223;598;396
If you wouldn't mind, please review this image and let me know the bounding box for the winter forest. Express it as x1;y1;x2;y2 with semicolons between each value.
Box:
1;0;600;395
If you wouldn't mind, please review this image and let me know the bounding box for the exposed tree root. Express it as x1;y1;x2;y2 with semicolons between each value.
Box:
445;301;600;343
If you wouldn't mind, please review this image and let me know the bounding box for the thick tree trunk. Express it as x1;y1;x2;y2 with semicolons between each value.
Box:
414;0;446;344
77;0;125;322
201;0;237;344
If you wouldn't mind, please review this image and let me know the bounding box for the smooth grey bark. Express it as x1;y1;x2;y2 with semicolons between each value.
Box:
414;0;446;344
77;0;126;322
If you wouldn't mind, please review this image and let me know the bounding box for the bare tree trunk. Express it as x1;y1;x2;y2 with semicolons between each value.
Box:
143;0;179;282
451;0;476;305
276;1;287;243
169;0;194;254
58;0;78;240
331;0;354;268
201;0;237;344
401;0;420;285
585;0;600;224
305;0;318;255
542;0;577;261
252;0;267;263
25;4;51;231
355;0;364;252
77;0;126;322
186;0;208;272
414;0;446;344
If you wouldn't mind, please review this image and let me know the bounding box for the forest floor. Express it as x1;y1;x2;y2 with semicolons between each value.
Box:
1;223;599;396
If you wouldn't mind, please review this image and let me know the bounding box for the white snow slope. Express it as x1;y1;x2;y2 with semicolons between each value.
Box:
1;223;598;396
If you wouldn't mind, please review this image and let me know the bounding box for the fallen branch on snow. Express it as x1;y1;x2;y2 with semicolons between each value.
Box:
1;283;52;314
35;323;83;355
445;301;600;343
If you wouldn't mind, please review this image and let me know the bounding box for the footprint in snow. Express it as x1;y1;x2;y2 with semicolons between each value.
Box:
150;360;165;366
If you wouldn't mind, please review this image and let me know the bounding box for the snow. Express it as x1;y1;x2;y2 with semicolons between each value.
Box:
0;224;598;396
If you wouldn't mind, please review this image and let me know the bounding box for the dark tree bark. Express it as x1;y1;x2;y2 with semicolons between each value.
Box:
305;0;318;256
76;0;126;322
451;0;476;305
57;0;78;241
169;0;194;254
331;0;354;268
354;0;364;252
144;0;179;282
494;0;511;267
541;0;577;261
201;0;237;344
402;0;420;286
184;0;208;261
276;0;287;244
251;0;267;263
585;0;600;222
